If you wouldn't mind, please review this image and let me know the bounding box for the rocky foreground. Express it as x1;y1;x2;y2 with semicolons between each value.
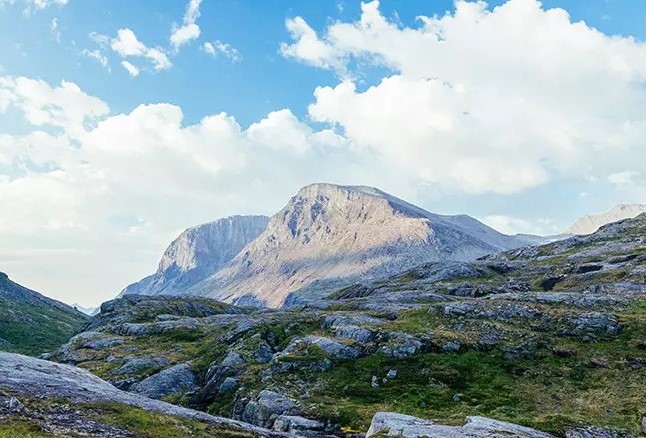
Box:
31;214;646;436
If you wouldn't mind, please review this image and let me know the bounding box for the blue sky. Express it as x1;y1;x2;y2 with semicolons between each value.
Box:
0;0;645;305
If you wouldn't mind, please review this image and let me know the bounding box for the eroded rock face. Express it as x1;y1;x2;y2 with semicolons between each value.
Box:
120;215;269;297
365;412;556;437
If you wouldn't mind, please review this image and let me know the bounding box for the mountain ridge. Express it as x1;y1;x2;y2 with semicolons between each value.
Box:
186;183;529;307
565;203;646;235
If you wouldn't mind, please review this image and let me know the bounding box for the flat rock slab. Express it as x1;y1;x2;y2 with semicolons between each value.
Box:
0;352;291;437
366;412;556;438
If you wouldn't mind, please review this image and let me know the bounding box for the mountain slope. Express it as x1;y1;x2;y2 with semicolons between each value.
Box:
121;215;269;297
0;272;88;355
189;183;528;308
565;203;646;235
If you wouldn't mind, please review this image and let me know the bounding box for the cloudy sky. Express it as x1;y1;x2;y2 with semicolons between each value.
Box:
1;0;645;306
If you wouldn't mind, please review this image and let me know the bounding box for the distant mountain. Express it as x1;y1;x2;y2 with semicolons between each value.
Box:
71;303;99;316
565;203;646;235
188;183;530;308
121;215;269;297
0;271;88;356
513;233;570;245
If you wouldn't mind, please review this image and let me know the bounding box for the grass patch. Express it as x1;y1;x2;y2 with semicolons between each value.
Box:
91;402;255;438
0;419;53;438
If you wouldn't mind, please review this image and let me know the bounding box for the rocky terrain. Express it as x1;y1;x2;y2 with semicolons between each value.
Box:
187;184;529;307
0;352;291;437
121;215;269;297
0;271;88;355
565;204;646;235
46;214;646;436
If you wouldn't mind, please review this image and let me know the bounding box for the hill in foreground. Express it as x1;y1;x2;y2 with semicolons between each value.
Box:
0;272;88;356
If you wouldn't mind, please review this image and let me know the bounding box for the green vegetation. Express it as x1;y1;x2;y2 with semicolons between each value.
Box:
93;402;255;438
0;418;54;438
0;296;87;356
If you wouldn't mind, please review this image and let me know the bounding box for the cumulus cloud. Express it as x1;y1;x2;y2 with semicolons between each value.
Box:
0;76;109;138
283;0;646;194
280;17;345;73
104;28;172;72
201;40;241;62
170;0;203;49
0;75;388;304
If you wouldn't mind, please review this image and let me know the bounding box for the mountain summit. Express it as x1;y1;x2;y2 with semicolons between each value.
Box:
565;203;646;235
186;183;528;307
121;215;269;297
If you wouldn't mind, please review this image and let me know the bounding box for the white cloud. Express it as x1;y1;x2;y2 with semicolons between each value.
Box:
607;170;640;186
481;215;558;236
109;28;172;72
120;61;139;77
0;76;109;139
82;49;109;69
280;17;345;73
32;0;67;8
0;0;68;13
201;40;241;62
50;17;60;42
170;0;203;49
0;75;391;304
281;0;646;194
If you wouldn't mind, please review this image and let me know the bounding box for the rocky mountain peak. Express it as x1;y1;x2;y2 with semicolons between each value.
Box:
188;184;527;308
120;215;269;297
565;203;646;235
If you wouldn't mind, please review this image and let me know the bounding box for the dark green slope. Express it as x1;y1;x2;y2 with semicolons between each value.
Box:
0;272;88;356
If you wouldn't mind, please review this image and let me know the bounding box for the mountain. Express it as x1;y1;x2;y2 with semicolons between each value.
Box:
187;183;529;307
71;303;99;316
0;271;88;356
565;203;646;235
121;215;269;297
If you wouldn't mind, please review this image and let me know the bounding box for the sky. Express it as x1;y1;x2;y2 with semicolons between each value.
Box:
0;0;645;307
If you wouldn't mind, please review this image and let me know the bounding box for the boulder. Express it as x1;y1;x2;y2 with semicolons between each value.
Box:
218;377;238;393
272;415;325;434
130;363;197;400
565;312;621;337
221;351;246;367
278;336;361;360
238;390;300;429
366;412;436;437
334;325;375;343
365;412;556;437
564;426;631;437
380;333;423;359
